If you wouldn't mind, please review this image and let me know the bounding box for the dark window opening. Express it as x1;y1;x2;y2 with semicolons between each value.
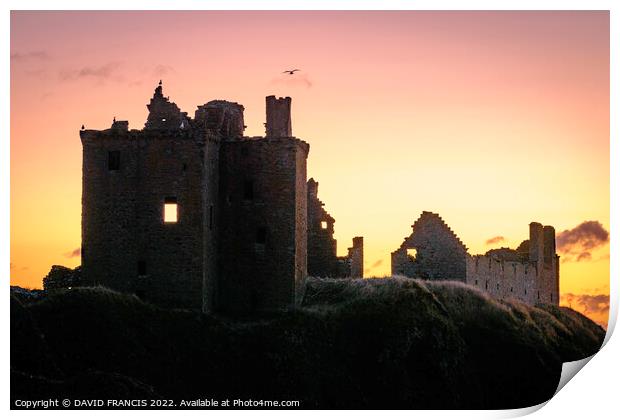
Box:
182;163;187;171
108;151;120;170
138;260;147;276
475;279;478;285
496;283;499;290
485;281;488;290
243;180;254;201
209;205;213;230
525;289;527;296
256;227;267;244
510;287;513;292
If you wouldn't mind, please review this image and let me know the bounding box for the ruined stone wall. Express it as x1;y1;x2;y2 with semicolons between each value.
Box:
465;255;538;305
392;212;559;306
348;237;364;278
307;178;339;277
391;212;468;280
81;125;209;309
217;137;309;312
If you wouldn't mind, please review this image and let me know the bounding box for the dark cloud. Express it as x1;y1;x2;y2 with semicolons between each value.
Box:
370;259;383;269
485;236;505;245
556;221;609;261
271;72;313;89
562;293;610;315
59;61;123;82
11;50;50;61
63;248;81;258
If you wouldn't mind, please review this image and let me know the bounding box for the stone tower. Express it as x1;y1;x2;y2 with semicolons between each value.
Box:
80;83;309;313
265;96;292;137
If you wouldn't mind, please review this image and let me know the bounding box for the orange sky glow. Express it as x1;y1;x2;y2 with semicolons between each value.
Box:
10;11;610;326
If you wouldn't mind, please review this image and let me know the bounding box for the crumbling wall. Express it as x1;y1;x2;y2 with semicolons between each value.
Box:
465;256;538;304
392;212;560;306
144;82;189;130
391;211;468;281
348;237;364;278
307;178;339;277
306;178;364;279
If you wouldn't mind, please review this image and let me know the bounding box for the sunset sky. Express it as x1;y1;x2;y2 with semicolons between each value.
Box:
10;11;610;326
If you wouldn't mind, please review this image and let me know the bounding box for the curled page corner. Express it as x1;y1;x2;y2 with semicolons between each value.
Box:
554;355;595;396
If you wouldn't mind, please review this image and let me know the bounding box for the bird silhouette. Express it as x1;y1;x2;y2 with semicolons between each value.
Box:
283;69;301;75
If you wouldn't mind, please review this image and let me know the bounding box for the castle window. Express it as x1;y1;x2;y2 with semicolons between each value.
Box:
108;151;120;170
475;279;478;285
243;180;254;201
407;248;417;259
496;283;499;290
524;288;527;296
321;221;328;229
138;260;147;276
256;227;267;244
485;281;488;290
164;197;178;223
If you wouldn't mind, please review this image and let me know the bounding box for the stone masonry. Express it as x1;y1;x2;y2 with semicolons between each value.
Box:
306;178;364;278
392;211;559;306
80;82;363;313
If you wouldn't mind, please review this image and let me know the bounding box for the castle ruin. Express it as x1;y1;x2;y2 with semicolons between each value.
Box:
80;82;363;313
391;211;559;305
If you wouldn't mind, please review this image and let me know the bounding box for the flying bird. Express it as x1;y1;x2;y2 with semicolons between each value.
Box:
283;69;301;75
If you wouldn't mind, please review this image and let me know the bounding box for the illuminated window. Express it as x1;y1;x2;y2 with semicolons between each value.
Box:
108;151;120;170
321;221;328;229
164;197;178;223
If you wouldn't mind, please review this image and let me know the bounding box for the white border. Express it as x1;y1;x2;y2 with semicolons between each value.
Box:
3;1;617;419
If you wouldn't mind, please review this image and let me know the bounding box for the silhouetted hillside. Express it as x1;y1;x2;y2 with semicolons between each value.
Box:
10;277;604;409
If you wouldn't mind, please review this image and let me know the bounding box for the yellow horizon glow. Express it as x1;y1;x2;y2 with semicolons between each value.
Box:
10;11;609;326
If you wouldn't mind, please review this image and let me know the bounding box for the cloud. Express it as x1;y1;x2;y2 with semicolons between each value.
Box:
63;248;81;258
153;64;175;77
485;236;505;245
59;61;123;83
561;293;610;328
370;259;383;269
11;50;50;61
556;221;609;261
271;72;313;89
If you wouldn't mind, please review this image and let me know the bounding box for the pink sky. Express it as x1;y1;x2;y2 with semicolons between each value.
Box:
11;10;609;324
